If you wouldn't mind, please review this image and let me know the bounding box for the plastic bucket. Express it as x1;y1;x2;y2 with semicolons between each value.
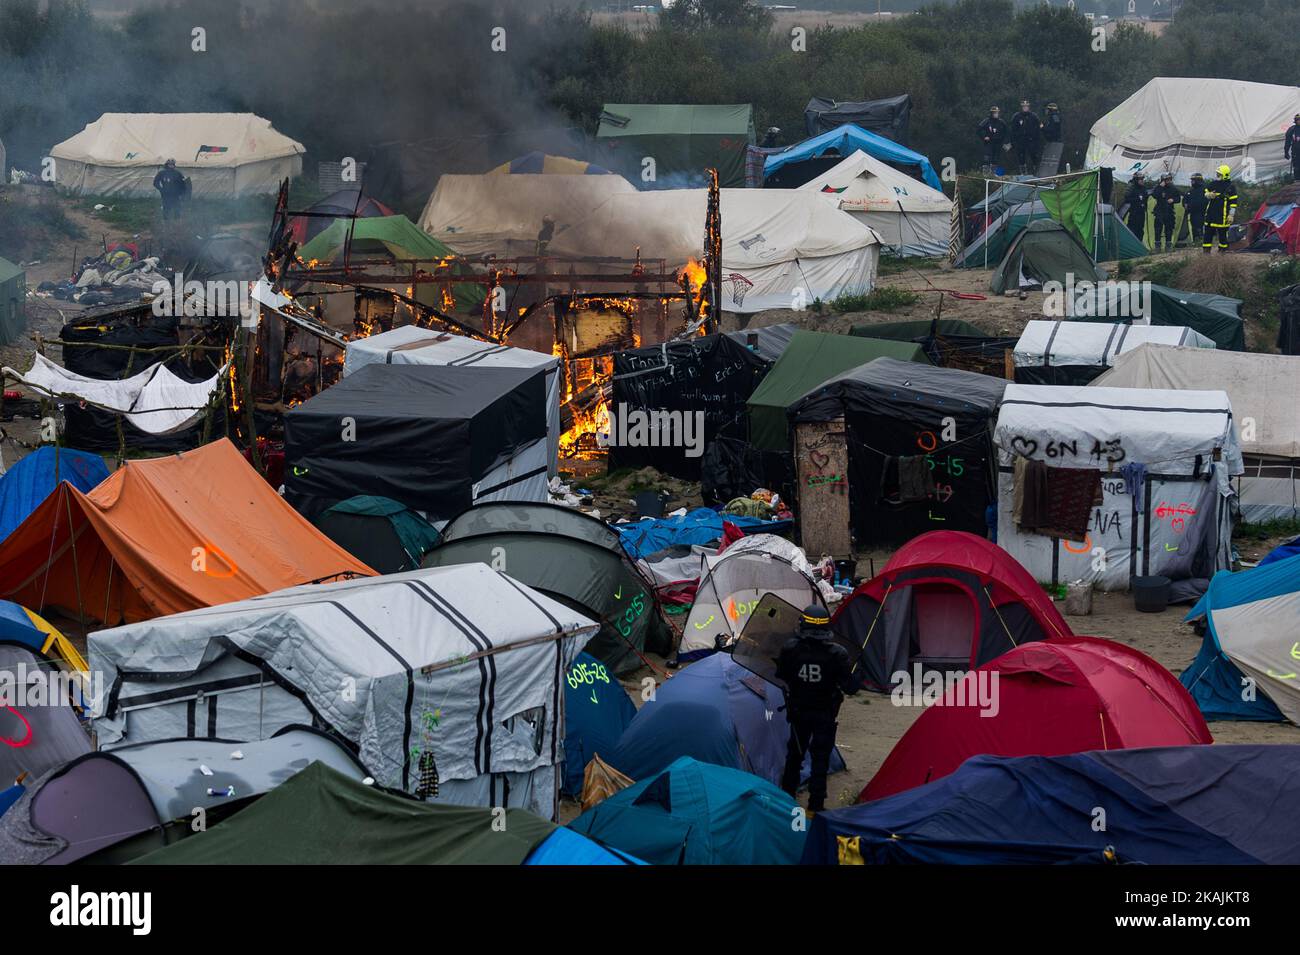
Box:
1133;575;1171;613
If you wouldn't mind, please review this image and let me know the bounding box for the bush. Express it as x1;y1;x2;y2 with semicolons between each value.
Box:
832;287;921;313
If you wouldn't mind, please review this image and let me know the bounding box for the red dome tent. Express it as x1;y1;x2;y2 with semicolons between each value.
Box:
831;531;1071;692
286;188;396;246
861;636;1213;801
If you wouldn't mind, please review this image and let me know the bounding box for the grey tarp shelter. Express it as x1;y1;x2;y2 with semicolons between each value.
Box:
89;566;599;820
804;95;912;143
990;219;1106;295
0;256;25;347
0;644;90;787
0;728;365;864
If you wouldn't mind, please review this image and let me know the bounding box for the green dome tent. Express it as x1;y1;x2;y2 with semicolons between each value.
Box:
313;495;441;574
990;219;1106;295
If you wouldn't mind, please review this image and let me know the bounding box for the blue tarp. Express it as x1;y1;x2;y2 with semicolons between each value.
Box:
606;653;844;787
614;508;792;560
569;756;807;865
0;784;22;820
803;746;1300;864
1180;555;1300;722
763;123;943;190
562;652;637;796
522;826;642;865
0;446;109;542
1260;536;1300;567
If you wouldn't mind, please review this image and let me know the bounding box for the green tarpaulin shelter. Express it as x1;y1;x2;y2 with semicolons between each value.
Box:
850;318;988;341
297;214;484;312
746;329;928;451
990;219;1106;295
597;104;755;187
1040;170;1098;252
1070;283;1245;351
131;762;558;865
0;256;25;347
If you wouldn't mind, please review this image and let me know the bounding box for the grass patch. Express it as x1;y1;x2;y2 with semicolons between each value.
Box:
1233;517;1300;542
1141;255;1184;287
833;287;920;313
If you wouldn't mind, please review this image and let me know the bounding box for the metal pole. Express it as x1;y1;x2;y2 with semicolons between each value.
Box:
984;177;990;270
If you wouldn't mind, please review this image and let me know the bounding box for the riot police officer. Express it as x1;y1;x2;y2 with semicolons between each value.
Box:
776;604;854;813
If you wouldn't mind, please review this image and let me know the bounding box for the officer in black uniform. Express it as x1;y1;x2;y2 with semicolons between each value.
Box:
1184;172;1207;244
1150;173;1181;252
1009;100;1042;175
976;107;1008;171
1285;114;1300;183
1123;172;1151;245
776;604;854;813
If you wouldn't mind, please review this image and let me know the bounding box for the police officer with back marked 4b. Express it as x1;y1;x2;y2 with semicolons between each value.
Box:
776;604;855;813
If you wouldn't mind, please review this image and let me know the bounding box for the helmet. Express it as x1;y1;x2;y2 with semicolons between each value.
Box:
990;106;1000;113
1218;164;1231;178
164;158;176;168
800;605;831;630
1191;172;1203;180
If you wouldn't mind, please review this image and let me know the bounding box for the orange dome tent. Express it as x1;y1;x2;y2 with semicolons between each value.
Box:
0;439;374;626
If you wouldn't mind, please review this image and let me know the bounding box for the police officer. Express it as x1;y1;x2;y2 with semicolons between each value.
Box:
777;604;854;813
1184;172;1207;244
1150;173;1181;252
976;106;1008;172
1285;114;1300;183
1203;164;1237;254
152;158;186;221
1009;100;1042;175
1123;172;1151;245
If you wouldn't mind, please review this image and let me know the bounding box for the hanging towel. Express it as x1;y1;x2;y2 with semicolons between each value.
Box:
898;455;936;503
1119;462;1148;508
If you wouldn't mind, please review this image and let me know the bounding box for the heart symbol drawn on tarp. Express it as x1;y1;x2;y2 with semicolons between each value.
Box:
1009;436;1038;457
809;450;831;471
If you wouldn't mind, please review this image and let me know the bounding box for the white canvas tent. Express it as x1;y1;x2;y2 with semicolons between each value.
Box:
89;565;599;820
418;173;637;257
49;113;304;198
344;326;562;477
798;150;953;257
1087;78;1300;185
1094;344;1300;522
679;535;826;657
551;189;880;313
1013;321;1215;385
994;384;1242;591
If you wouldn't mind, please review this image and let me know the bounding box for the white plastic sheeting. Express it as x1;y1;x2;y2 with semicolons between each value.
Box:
994;384;1242;590
1014;321;1214;370
1087;78;1300;185
89;565;599;819
4;353;225;434
1094;343;1300;521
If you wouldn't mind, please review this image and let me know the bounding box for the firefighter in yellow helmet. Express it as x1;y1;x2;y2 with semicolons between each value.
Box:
1202;165;1237;254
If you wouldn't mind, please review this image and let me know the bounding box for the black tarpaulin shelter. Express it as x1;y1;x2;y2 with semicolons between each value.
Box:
610;332;773;481
789;357;1009;548
284;363;547;521
804;95;912;144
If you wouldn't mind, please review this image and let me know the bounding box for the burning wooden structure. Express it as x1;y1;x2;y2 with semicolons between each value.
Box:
257;171;724;460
